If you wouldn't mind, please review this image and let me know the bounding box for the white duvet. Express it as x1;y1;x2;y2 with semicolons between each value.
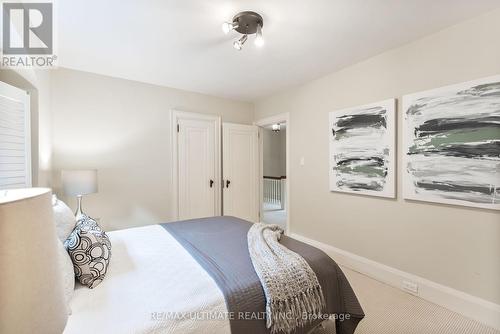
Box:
64;225;231;334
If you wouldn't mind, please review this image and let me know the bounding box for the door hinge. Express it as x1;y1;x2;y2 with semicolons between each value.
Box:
177;123;180;132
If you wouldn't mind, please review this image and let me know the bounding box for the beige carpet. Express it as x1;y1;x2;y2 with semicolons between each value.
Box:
313;267;499;334
262;202;287;229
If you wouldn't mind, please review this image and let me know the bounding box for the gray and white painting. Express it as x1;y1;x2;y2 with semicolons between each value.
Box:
403;75;500;210
329;99;396;198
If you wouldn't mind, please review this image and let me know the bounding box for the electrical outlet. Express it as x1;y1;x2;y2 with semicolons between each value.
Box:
402;280;419;295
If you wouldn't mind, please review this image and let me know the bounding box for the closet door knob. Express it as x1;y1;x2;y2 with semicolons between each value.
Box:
209;179;214;188
226;180;231;188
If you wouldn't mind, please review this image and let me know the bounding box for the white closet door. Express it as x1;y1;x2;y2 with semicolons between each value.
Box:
177;117;218;220
223;123;259;222
0;81;30;189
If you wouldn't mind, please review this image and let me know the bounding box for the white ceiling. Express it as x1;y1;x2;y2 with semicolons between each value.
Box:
58;0;500;101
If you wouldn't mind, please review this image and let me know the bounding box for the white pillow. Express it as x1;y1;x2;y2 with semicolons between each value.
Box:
57;239;75;314
52;195;77;242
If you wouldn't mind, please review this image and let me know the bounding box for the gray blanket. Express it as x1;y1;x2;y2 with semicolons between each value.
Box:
161;216;364;334
248;223;325;334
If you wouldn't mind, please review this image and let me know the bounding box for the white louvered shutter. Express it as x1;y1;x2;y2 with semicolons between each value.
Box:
0;81;31;189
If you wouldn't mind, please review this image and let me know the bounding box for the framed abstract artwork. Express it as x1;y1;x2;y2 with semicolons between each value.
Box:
329;99;396;198
403;75;500;210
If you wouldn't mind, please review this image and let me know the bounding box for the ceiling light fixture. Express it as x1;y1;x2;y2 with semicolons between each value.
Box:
272;123;281;132
223;11;264;51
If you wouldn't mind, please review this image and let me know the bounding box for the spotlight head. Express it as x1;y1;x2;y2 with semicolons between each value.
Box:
233;34;248;51
222;22;237;34
254;24;264;47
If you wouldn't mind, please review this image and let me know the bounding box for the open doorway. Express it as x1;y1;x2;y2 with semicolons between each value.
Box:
255;113;290;233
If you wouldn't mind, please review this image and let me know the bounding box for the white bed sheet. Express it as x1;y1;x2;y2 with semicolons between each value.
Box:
64;224;231;334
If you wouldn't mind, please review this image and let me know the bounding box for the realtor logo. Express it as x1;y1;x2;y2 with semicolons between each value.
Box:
1;1;57;68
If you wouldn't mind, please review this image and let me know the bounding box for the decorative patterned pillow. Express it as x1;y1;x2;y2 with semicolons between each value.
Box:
64;215;112;288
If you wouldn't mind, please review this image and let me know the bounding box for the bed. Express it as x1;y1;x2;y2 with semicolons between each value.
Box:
64;216;364;334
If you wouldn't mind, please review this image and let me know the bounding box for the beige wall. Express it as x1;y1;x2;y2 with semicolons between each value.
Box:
263;128;286;177
50;68;253;231
255;9;500;304
0;69;52;187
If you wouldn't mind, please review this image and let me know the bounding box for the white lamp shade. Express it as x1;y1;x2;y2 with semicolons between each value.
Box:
61;170;98;196
0;188;68;334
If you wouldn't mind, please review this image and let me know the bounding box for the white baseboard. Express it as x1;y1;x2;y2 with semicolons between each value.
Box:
290;233;500;330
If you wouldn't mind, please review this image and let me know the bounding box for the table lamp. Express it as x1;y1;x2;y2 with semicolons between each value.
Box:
0;188;68;334
61;169;98;218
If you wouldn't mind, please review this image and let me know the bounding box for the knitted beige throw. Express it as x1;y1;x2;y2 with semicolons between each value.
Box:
247;223;325;334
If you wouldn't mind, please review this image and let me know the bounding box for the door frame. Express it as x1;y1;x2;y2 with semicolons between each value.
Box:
171;110;221;220
254;112;290;235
